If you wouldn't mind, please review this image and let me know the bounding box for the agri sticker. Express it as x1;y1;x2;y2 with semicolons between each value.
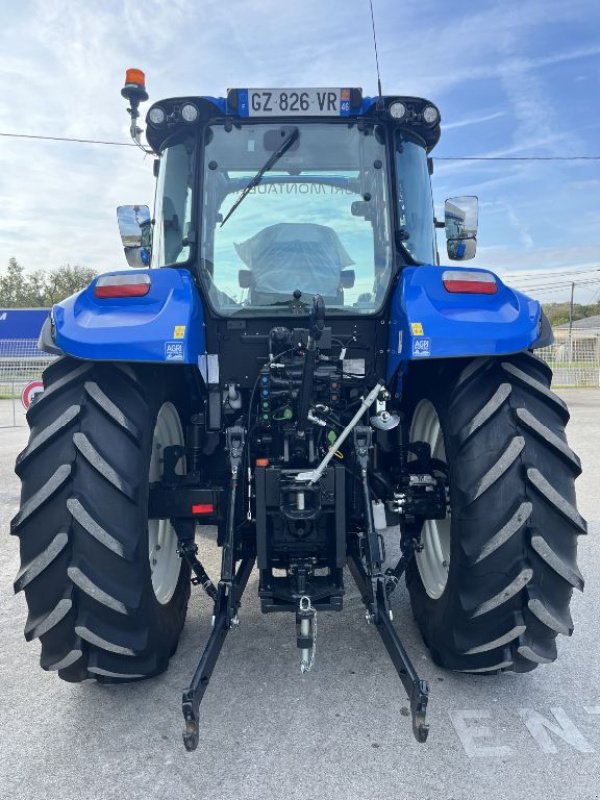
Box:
412;337;431;358
165;341;184;361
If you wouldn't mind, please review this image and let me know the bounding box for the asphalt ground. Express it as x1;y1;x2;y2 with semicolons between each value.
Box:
1;391;599;800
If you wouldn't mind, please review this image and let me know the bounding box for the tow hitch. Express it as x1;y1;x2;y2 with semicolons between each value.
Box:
159;417;432;750
150;382;433;750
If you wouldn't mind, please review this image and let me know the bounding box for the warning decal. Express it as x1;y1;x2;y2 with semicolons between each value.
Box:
21;380;44;410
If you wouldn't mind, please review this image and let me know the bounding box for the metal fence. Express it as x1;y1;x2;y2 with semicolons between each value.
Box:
0;339;56;427
1;333;598;428
536;334;600;388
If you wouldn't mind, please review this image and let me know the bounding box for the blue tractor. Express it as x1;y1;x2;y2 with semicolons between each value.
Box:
12;71;585;750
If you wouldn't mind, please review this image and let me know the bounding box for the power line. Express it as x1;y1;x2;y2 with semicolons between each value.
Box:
510;268;600;283
511;272;600;287
509;269;600;289
0;132;136;147
1;130;600;161
509;278;600;292
508;274;600;288
436;156;600;161
529;283;600;294
514;278;600;294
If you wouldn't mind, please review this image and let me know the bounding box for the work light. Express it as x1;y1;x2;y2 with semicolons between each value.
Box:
423;105;439;125
389;101;407;120
181;103;199;122
148;106;166;125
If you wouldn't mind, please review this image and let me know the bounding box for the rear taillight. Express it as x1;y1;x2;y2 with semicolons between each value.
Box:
442;270;497;295
94;273;150;298
191;503;215;515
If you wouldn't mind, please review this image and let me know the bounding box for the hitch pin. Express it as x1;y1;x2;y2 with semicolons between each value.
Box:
299;596;317;674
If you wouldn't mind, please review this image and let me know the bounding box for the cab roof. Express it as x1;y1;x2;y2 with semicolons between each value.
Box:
144;92;441;154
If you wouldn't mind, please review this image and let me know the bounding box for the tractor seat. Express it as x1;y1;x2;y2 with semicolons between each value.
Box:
235;222;354;304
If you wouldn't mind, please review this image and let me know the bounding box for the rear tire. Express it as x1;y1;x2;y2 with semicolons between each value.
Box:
11;358;191;682
404;352;586;673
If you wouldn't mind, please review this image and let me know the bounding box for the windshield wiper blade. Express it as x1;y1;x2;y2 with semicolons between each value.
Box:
220;127;300;227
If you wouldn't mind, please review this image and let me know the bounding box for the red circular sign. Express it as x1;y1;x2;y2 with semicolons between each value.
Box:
21;380;44;410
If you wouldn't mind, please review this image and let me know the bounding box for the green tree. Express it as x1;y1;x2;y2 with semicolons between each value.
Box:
543;302;600;327
43;265;98;306
0;260;97;307
0;257;27;307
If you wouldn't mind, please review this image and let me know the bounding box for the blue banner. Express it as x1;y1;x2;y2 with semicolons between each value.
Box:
0;309;50;339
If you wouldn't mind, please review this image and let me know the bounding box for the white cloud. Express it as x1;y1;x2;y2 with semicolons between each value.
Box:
443;112;506;131
505;205;534;249
0;0;599;280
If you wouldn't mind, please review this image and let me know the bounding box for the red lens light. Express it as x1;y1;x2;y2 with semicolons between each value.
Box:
443;280;497;294
94;273;151;299
191;503;214;515
442;270;497;295
94;283;150;298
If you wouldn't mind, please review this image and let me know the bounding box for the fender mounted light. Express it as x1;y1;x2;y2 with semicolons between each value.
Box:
442;270;497;294
94;273;151;298
191;503;215;515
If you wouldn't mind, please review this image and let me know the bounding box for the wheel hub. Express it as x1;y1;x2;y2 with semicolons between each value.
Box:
148;402;185;604
409;400;451;600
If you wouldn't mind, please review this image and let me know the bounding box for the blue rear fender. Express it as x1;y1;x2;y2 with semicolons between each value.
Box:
387;266;542;380
50;268;206;364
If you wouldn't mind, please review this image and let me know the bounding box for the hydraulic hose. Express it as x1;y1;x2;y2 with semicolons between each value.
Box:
296;295;325;430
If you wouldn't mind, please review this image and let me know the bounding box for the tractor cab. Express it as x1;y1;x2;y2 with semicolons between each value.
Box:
119;75;478;318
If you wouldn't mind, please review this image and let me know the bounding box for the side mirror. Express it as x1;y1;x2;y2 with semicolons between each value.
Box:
351;200;377;223
444;196;478;261
447;239;477;260
238;269;253;289
117;205;152;267
340;269;355;289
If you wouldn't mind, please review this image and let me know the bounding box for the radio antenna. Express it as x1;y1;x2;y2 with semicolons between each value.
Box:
368;0;383;100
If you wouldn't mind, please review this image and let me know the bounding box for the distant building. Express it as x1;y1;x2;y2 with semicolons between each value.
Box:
551;315;600;368
554;315;600;337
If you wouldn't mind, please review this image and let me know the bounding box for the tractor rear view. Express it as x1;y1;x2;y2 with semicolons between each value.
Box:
11;72;585;751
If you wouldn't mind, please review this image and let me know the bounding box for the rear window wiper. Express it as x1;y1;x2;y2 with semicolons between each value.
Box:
220;127;300;227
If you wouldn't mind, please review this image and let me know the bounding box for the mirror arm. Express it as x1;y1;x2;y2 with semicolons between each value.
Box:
434;218;445;229
125;102;153;156
128;105;142;146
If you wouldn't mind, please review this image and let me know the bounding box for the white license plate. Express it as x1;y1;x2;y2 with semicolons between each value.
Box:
240;88;352;117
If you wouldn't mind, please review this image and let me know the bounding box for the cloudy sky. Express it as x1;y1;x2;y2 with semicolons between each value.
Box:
1;0;599;302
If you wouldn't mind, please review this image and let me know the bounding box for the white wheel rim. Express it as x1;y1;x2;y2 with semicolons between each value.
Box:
409;400;451;600
148;402;185;604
